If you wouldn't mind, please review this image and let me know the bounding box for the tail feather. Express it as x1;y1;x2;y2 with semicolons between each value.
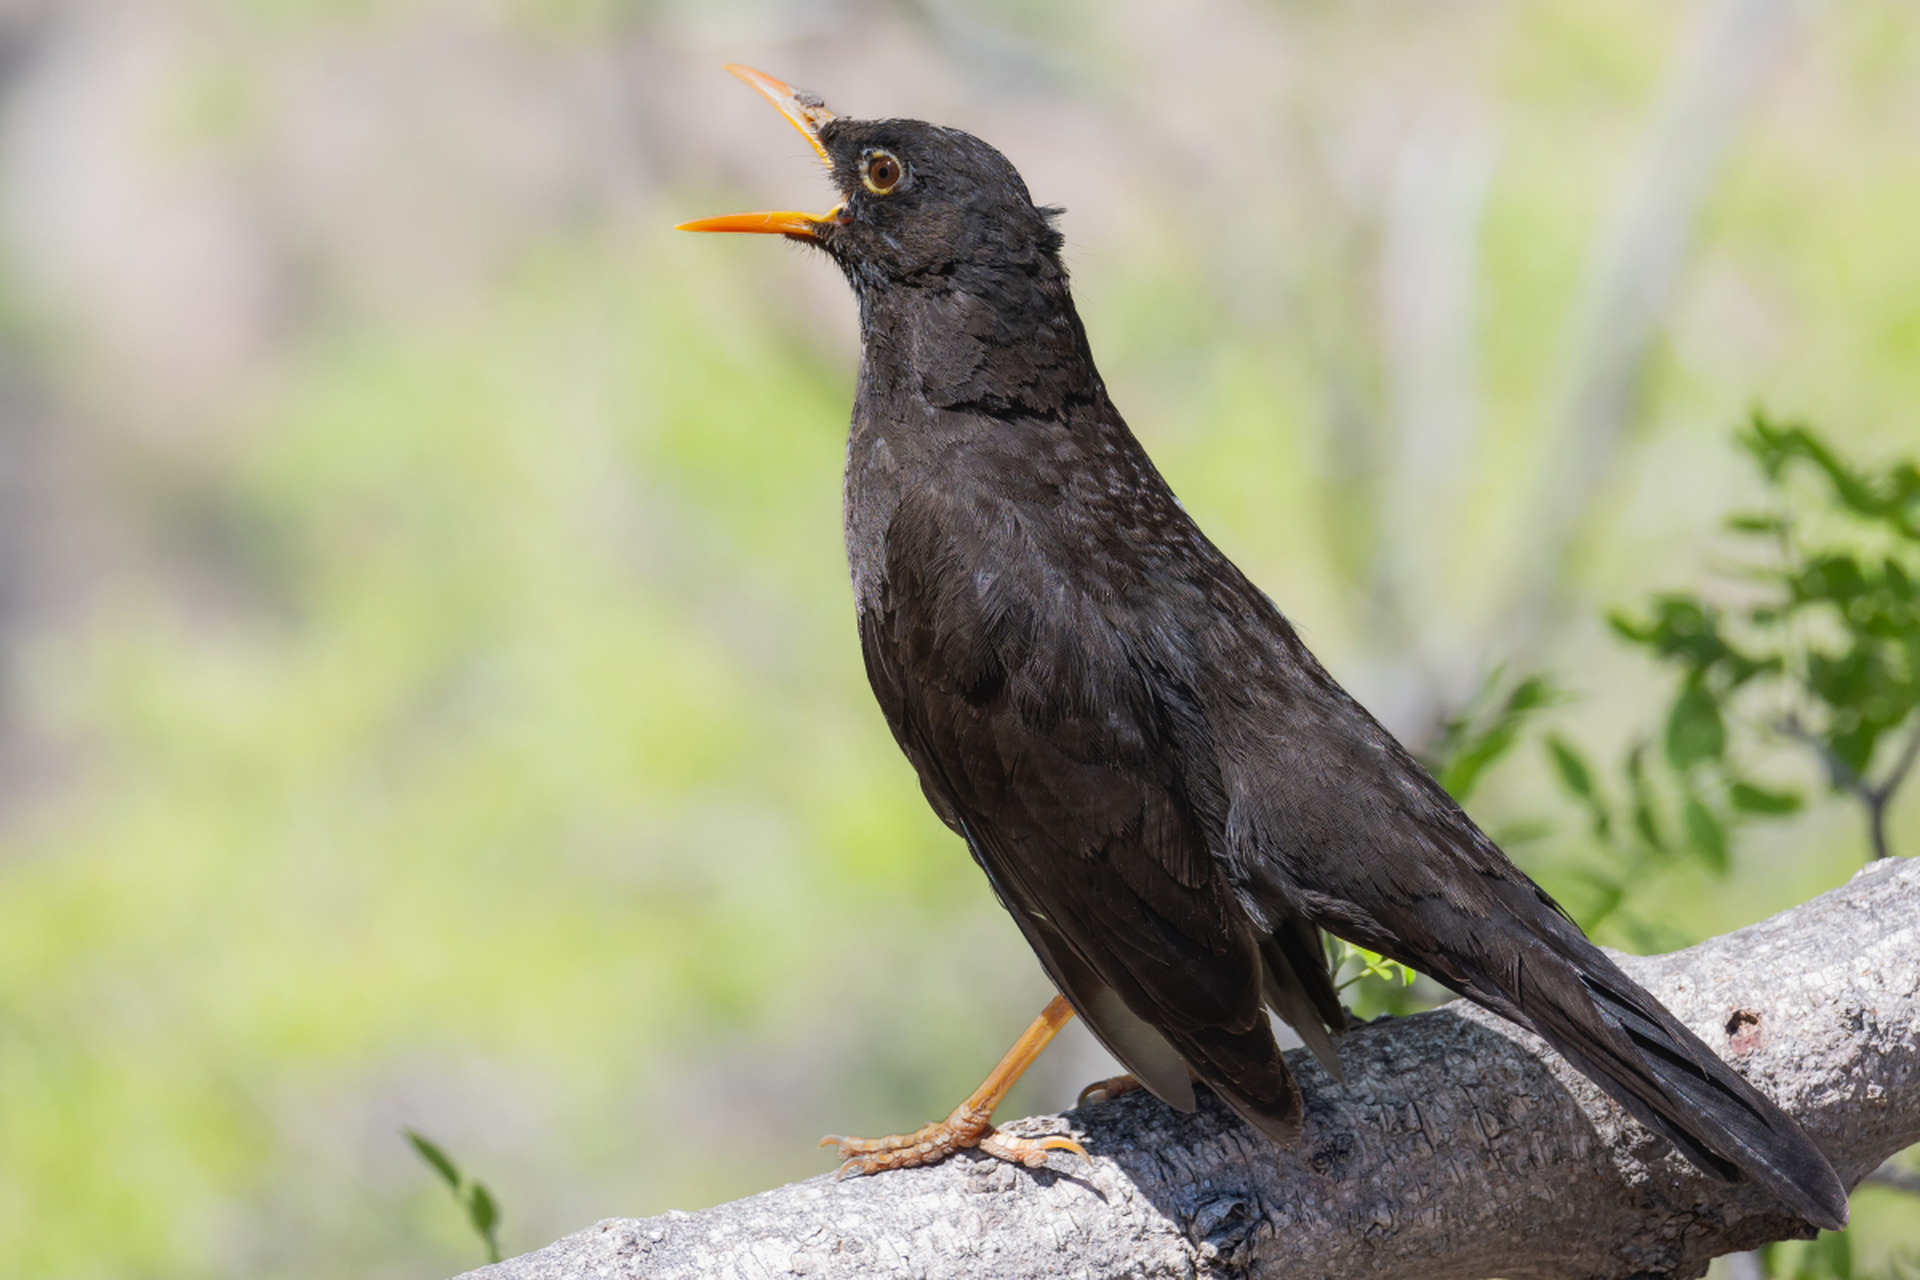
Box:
1162;1019;1305;1146
1569;964;1849;1230
1446;910;1850;1231
1259;916;1347;1081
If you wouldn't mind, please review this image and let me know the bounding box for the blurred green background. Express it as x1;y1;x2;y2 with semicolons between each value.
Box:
0;1;1914;1276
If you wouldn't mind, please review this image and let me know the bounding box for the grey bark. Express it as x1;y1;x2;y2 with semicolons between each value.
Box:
464;857;1920;1280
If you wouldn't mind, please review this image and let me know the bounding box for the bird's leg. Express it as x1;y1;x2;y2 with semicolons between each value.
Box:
820;995;1089;1178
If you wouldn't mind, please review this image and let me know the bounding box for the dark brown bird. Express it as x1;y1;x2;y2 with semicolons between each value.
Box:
680;66;1848;1230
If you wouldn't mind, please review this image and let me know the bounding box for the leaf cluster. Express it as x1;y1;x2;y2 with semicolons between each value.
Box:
1602;414;1920;866
1414;419;1919;941
1425;672;1566;806
1329;938;1418;994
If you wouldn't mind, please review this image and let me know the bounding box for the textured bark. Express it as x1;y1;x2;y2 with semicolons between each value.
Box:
464;858;1920;1280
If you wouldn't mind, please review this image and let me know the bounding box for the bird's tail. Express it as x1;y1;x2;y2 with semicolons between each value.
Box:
1537;955;1847;1229
1440;892;1849;1231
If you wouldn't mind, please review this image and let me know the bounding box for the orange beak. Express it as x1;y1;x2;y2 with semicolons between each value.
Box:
676;66;844;242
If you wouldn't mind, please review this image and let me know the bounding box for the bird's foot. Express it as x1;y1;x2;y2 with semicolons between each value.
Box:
1076;1073;1145;1107
820;1101;1086;1178
820;995;1087;1178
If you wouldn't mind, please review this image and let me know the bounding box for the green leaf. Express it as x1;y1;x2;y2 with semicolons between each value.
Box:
1626;743;1666;851
1664;682;1726;771
467;1183;502;1265
1426;671;1564;804
1434;738;1508;804
1545;735;1594;798
1807;652;1873;722
405;1129;462;1192
1743;412;1920;541
1611;596;1769;686
1887;557;1914;600
1829;721;1877;778
1504;675;1559;715
1729;781;1801;815
1606;609;1649;645
467;1182;498;1234
407;1130;503;1264
1725;512;1787;535
1545;735;1612;840
1569;870;1626;932
1682;797;1729;875
1794;553;1868;607
1331;940;1418;990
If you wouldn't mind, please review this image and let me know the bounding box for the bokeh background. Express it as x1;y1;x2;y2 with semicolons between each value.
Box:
0;0;1915;1276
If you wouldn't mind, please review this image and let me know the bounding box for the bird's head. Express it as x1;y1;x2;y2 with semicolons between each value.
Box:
678;67;1063;290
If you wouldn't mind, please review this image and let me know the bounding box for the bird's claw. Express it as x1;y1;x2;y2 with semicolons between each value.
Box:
818;1105;988;1178
819;1104;1086;1178
1076;1073;1144;1107
979;1129;1091;1168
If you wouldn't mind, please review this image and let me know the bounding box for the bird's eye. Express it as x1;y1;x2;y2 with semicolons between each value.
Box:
862;150;904;195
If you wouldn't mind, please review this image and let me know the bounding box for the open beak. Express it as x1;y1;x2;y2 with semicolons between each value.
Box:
676;66;844;242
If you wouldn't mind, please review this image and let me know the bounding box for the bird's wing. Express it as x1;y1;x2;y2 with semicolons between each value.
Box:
1217;632;1847;1230
857;481;1304;1139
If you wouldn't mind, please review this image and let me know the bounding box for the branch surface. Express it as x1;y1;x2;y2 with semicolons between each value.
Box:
464;858;1920;1280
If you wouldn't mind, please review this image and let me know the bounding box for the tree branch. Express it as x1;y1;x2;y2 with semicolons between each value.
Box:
464;858;1920;1280
1866;719;1920;861
1778;713;1920;862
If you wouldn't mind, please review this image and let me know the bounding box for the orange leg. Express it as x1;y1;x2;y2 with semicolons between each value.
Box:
821;995;1090;1178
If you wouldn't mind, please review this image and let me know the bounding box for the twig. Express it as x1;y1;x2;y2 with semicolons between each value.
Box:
1864;718;1920;861
1775;712;1914;861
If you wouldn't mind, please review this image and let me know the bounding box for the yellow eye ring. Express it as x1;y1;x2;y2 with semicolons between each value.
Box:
862;150;904;195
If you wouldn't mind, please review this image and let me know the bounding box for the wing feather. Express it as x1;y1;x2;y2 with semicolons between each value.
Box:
858;481;1336;1137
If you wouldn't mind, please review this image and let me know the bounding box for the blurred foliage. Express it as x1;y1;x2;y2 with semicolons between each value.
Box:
405;1130;501;1264
1768;1230;1859;1280
1541;420;1920;940
1411;425;1919;946
1585;421;1920;1278
0;231;1002;1278
1609;415;1920;860
1425;672;1568;807
1758;1227;1920;1280
1324;412;1920;1039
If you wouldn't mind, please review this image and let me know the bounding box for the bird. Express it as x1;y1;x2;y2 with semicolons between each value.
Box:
678;65;1849;1230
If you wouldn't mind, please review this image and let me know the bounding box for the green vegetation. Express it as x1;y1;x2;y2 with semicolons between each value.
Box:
406;1131;502;1264
1609;417;1920;862
1541;420;1920;938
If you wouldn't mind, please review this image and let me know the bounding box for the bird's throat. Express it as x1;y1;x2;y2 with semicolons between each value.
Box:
856;269;1100;421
